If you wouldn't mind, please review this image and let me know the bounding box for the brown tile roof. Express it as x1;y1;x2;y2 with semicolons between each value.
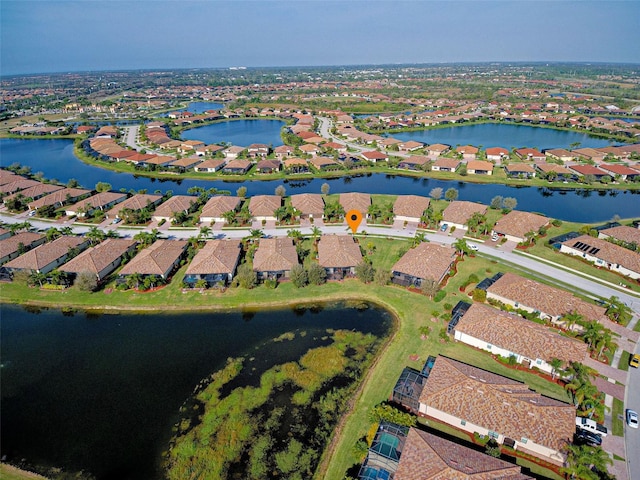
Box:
317;235;363;268
392;242;455;283
442;201;487;226
599;164;640;176
419;356;575;453
223;159;251;172
0;232;45;261
200;196;242;219
427;143;450;153
310;156;339;168
283;157;309;168
185;240;242;275
119;240;187;276
28;187;91;210
3;183;63;202
569;164;607;176
253;238;299;273
393;195;430;219
0;178;41;194
487;272;606;321
395;428;532;479
290;194;324;216
456;145;479;154
170;156;202;168
153;196;197;218
493;210;549;240
599;225;640;245
59;239;136;278
398;155;430;167
432;157;461;169
535;163;572;175
195;158;226;170
67;192;127;213
4;236;88;272
504;164;536;174
456;303;588;364
339;192;371;214
467;160;494;172
249;195;281;217
256;159;281;170
562;234;640;275
486;147;509;156
105;193;162;217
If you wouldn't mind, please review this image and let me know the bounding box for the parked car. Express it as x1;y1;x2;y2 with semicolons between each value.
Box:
630;354;640;368
627;409;638;429
491;233;499;242
574;429;602;446
576;416;608;437
469;244;479;251
440;223;448;232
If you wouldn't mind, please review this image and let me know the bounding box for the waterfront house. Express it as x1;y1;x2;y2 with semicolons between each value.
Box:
560;234;640;280
398;140;424;153
441;200;487;231
485;147;509;161
492;210;549;244
545;148;577;163
339;192;371;218
224;145;246;159
168;156;203;172
2;183;63;206
247;143;269;158
252;237;299;280
0;178;41;196
573;147;605;163
199;196;242;224
310;156;341;171
27;187;91;211
249;195;281;221
65;192;127;218
361;150;389;163
515;148;545;162
118;239;188;281
598;225;640;246
456;145;478;159
274;145;295;158
425;144;450;157
569;164;609;180
183;240;242;287
222;159;252;174
4;236;89;275
504;163;536;178
0;232;46;265
391;243;455;287
255;159;281;174
59;238;137;282
599;164;640;181
283;157;309;173
535;163;574;180
397;155;429;171
105;193;163;221
194;158;226;172
430;157;460;172
393;195;430;224
152;195;197;223
290;193;324;220
317;235;363;279
466;160;493;175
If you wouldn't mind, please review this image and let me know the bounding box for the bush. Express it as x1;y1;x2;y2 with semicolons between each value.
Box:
264;278;278;289
369;403;416;427
355;262;375;284
443;303;453;311
75;271;97;292
552;219;562;227
235;263;257;289
433;290;446;302
306;263;326;286
472;288;487;302
374;269;390;286
290;264;308;288
438;327;450;342
485;438;501;458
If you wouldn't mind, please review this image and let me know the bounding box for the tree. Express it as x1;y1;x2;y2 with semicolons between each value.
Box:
198;225;213;240
290;264;308;288
310;226;322;244
222;210;236;226
67;178;80;188
95;182;112;193
235;263;256;289
420;279;440;298
444;187;458;202
307;263;327;285
355;262;375;283
562;444;609;480
502;197;517;211
549;357;564;380
412;232;426;247
86;226;105;245
490;195;504;210
321;182;330;195
236;186;247;198
429;187;443;201
374;269;390;286
605;296;632;325
562;310;585;332
75;271;98;291
275;184;286;197
453;238;470;257
29;271;47;288
287;229;303;244
45;227;61;242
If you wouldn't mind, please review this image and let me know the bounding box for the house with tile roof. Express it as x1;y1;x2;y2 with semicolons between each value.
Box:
249;195;281;221
598;163;640;181
339;192;371;218
485;147;510;161
27;187;91;211
183;240;242;287
598;225;640;247
252;237;299;280
515;148;545;162
492;210;549;243
222;159;252;174
397;155;430;171
361;150;389;163
0;232;46;265
485;272;607;324
441;201;487;231
223;145;247;159
3;236;89;275
65;192;127;218
534;163;574;180
466;160;493;175
426;144;450;157
105;193;163;220
199;196;242;224
2;183;64;205
310;156;341;171
194;158;226;172
392;243;455;287
283;157;309;173
393;195;430;224
504;163;536;178
118;240;187;281
152;195;198;223
290;193;324;219
0;178;41;195
255;159;281;174
452;303;588;373
456;145;479;160
569;164;608;179
544;148;577;163
560;234;640;280
431;157;460;172
358;422;533;480
417;356;574;466
59;238;137;282
169;156;203;172
317;235;363;279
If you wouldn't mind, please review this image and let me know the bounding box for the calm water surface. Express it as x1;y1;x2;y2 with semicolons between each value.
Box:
0;302;391;480
181;119;285;147
1;137;639;222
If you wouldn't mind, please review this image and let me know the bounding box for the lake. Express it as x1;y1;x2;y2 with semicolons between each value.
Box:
181;119;286;147
1;138;639;222
0;302;392;480
159;101;225;116
392;123;616;150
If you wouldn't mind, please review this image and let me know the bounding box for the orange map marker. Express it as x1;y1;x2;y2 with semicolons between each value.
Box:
346;209;363;233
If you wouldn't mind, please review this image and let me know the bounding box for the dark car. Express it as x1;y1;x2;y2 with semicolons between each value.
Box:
574;429;602;446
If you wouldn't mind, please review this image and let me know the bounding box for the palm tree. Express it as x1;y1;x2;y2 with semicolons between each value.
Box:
310;226;322;244
549;357;564;380
30;271;47;288
198;225;212;240
453;238;470;257
60;226;74;236
605;296;632;324
222;210;236;226
45;227;61;242
580;321;605;352
562;444;607;480
412;232;426;247
562;310;584;332
287;229;303;244
86;226;105;245
244;229;264;243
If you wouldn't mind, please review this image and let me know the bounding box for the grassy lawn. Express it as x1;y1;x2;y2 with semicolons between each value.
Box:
619;351;631;371
612;398;625;436
0;464;48;480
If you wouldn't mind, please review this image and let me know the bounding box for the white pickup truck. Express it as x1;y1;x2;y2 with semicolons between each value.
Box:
576;417;608;437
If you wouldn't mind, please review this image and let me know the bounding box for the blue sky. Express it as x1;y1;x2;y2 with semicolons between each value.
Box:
2;1;639;75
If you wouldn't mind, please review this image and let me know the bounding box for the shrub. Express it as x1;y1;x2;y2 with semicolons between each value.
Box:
433;290;446;302
355;262;375;284
472;288;487;302
290;264;308;288
439;327;450;342
306;263;326;286
75;271;97;292
443;303;453;311
552;219;562;227
264;278;278;289
374;269;390;286
235;263;257;289
485;438;501;458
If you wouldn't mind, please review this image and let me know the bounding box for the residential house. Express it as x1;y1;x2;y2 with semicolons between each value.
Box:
391;243;455;287
441;201;487;231
545;148;577;163
398;140;424;153
466;160;493;175
27;187;91;211
65;192;127;218
485;272;607;324
599;164;640;181
310;156;341;171
299;143;321;156
535;163;574;180
393;195;430;224
430;157;460;172
199;196;242;224
252;237;299;280
255;159;281;173
194;158;226;172
492;210;549;243
247;143;270;158
118;240;188;281
452;303;588;373
322;142;347;153
152;195;197;223
283;157;309;173
515;148;545;162
290;194;324;220
3;236;89;275
0;232;46;265
3;183;63;205
222;159;252;174
59;238;137;282
339;192;371;218
0;178;41;196
397;155;429;171
573;148;605;163
485;147;510;161
598;225;640;246
361;150;388;163
504;163;536;178
317;235;363;279
183;240;242;287
456;145;478;160
273;145;295;158
425;144;450;157
569;164;609;180
105;193;163;220
416;356;574;466
560;235;640;280
224;145;246;159
169;156;202;172
249;195;281;221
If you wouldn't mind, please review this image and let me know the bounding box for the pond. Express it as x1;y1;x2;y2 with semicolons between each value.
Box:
0;302;392;480
2;138;639;222
392;123;616;150
159;101;225;116
181;119;286;147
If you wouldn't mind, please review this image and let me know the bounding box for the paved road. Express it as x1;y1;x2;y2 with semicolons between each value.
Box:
625;364;640;480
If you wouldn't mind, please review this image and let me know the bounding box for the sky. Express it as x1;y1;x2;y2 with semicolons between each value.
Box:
1;0;639;76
